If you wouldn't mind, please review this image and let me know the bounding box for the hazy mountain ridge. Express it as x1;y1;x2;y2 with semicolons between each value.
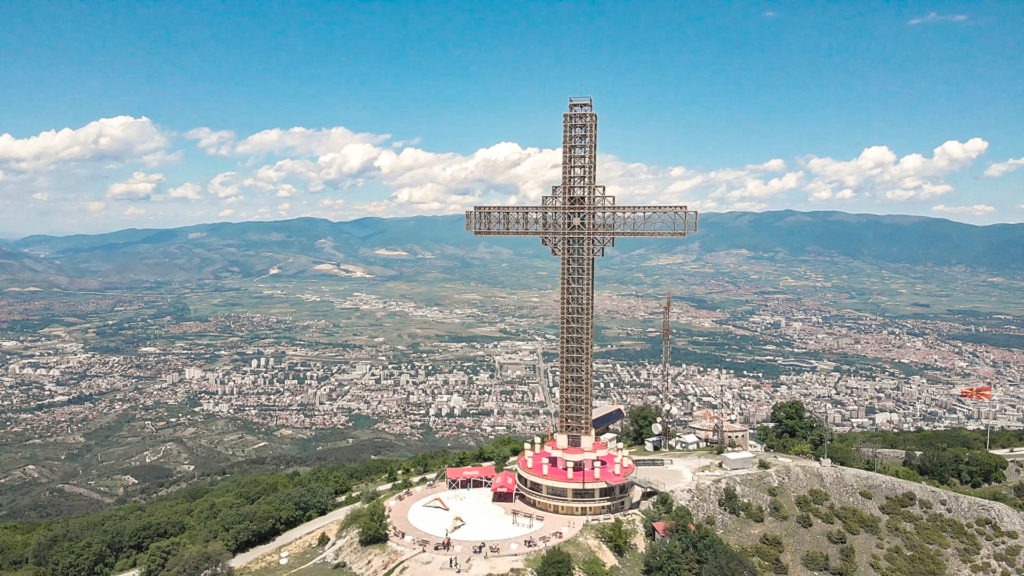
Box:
2;211;1022;289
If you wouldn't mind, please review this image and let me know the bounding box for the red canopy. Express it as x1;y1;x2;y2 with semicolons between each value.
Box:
491;470;517;493
445;465;496;481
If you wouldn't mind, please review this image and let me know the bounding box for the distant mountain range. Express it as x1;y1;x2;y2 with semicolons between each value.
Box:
1;211;1022;289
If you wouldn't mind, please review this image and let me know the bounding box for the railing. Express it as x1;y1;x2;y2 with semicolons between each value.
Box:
516;482;629;505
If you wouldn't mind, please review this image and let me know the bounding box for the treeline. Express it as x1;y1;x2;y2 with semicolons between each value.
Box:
828;428;1013;490
0;436;524;576
759;401;1016;494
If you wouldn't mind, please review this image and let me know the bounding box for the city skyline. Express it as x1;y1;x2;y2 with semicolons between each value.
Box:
1;2;1022;237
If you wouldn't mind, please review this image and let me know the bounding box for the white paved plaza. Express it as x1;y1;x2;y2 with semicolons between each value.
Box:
405;489;544;541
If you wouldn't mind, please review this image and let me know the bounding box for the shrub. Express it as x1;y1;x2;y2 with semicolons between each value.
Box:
754;543;778;564
718;486;745;516
595;518;634;557
811;506;835;524
800;550;830;572
880;492;918;516
796;513;813;529
754;534;786;574
356;500;388;546
536;547;574;576
746;505;765;523
808;488;830;506
768;498;789;521
834;505;880;536
759;533;784;554
827;529;847;544
578;555;609;576
833;544;858;576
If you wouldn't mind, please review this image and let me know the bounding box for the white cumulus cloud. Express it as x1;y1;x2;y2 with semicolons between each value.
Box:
107;172;165;200
801;138;987;202
932;204;995;216
188;125;389;158
166;182;202;200
209;172;243;200
0;116;172;173
984;156;1024;178
171;119;998;223
184;128;237;156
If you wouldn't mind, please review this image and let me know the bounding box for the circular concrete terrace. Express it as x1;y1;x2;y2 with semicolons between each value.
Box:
387;483;584;557
407;489;541;540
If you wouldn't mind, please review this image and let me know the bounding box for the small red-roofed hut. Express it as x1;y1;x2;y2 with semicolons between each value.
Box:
445;465;496;489
651;521;675;542
490;470;517;502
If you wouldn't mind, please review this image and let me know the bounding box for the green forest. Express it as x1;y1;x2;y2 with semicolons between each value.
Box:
759;400;1023;505
0;436;524;576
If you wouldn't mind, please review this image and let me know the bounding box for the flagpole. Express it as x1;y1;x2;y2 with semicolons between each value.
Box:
987;381;995;451
961;384;995;450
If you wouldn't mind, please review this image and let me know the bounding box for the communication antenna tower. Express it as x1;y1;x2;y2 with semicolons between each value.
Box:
661;293;671;394
719;381;726;447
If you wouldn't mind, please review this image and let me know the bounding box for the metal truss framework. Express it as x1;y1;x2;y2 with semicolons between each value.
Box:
466;97;698;443
662;294;671;391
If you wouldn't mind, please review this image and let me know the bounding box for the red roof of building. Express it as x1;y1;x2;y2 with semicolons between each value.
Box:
445;465;497;481
491;470;517;492
652;521;674;537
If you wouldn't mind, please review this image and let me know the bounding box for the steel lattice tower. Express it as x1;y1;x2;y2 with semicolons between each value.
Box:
662;293;671;391
466;97;698;445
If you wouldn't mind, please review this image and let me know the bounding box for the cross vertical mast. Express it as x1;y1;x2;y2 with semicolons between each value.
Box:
466;97;698;448
559;99;598;442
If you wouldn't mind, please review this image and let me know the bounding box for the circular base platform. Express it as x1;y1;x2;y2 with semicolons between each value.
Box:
406;489;544;541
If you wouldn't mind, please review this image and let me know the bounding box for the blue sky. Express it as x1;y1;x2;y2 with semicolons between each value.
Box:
0;1;1021;236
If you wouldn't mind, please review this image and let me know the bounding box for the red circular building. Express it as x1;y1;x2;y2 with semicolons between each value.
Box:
514;434;636;516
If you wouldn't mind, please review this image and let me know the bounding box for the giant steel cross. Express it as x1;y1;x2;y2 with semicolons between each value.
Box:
466;97;698;444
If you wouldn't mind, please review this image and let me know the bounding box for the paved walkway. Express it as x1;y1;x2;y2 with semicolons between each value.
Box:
228;502;356;568
226;474;437;569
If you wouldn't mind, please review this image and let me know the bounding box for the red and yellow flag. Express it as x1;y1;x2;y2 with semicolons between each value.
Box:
960;386;993;401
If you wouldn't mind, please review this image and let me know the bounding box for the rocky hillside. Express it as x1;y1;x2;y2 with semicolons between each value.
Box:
676;460;1024;575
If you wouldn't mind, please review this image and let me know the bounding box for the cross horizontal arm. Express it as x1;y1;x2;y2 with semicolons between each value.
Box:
466;206;698;237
